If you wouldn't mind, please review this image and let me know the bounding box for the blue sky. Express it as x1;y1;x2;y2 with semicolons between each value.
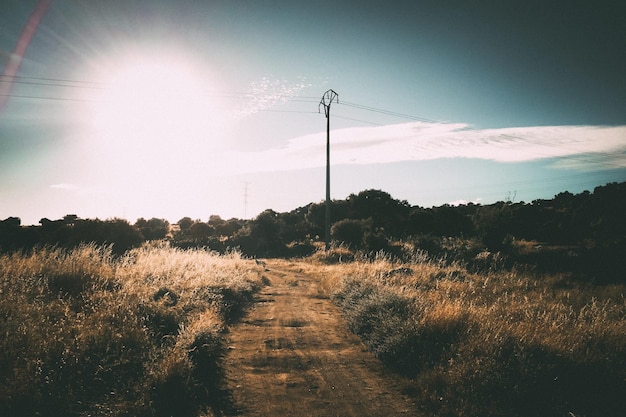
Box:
1;0;625;224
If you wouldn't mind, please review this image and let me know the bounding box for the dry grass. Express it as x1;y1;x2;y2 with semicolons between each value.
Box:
3;242;624;416
0;243;264;417
310;248;626;417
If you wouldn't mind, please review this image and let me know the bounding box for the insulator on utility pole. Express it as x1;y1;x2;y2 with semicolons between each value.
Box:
319;89;338;251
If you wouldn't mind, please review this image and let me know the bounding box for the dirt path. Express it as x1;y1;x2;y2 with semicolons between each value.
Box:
223;260;420;417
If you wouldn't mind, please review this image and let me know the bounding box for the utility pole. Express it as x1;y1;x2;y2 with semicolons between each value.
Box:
243;181;250;219
319;89;338;251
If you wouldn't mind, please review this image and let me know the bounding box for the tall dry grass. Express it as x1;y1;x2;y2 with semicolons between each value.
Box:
0;243;263;417
312;247;626;417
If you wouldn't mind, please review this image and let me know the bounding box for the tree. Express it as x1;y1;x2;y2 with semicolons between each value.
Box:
331;218;367;248
347;189;410;237
208;215;225;226
231;210;286;257
473;202;514;251
0;217;23;252
214;218;243;237
63;214;78;226
188;221;213;237
135;218;169;240
100;219;145;254
305;203;325;238
1;217;20;228
177;217;194;231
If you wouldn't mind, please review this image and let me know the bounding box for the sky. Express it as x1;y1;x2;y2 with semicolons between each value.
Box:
1;0;625;225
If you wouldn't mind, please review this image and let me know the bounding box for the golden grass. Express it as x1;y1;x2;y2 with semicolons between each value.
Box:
0;243;263;417
308;248;626;417
3;242;624;416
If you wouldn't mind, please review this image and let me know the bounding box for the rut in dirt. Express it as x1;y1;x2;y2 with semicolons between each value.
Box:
222;261;419;417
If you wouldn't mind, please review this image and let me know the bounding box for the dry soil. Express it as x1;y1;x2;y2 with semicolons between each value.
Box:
223;260;420;417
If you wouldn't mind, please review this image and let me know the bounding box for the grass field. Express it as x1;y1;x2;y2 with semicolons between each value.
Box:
311;246;626;417
2;243;624;417
0;244;263;417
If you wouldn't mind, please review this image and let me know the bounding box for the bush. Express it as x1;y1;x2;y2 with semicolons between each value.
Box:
331;219;367;248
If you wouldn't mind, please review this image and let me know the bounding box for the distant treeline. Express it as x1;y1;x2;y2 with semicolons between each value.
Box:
2;181;625;281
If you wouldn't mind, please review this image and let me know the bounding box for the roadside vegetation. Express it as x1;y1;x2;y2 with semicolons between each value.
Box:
1;181;624;416
312;246;626;417
3;182;626;284
0;243;263;417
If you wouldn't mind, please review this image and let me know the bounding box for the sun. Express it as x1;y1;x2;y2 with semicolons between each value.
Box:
83;50;227;178
76;51;231;217
91;55;215;151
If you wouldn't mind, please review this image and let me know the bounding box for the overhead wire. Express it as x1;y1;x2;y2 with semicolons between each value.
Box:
2;73;625;191
338;100;443;123
332;114;382;126
0;74;321;101
0;74;103;89
0;92;94;103
332;98;625;199
0;73;321;114
335;98;626;171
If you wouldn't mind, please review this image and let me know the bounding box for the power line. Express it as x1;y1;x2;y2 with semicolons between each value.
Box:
0;74;103;88
243;181;250;219
0;92;94;103
336;99;626;170
0;91;320;116
2;72;625;172
332;114;382;126
0;74;322;103
338;100;444;124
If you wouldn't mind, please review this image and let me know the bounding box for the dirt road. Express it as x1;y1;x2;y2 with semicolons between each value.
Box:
223;260;420;417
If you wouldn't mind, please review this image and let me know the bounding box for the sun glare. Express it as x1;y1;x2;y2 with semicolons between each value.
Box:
91;56;215;151
73;51;237;219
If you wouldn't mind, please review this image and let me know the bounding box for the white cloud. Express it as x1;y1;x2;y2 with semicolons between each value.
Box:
218;123;626;174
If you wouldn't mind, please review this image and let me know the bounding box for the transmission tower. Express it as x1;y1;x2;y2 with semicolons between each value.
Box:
319;89;338;251
243;181;250;219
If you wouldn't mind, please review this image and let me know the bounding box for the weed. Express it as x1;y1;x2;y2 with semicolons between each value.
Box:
315;249;626;417
0;244;263;417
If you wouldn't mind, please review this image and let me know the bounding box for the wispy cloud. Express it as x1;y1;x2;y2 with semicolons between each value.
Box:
233;76;312;117
219;123;626;174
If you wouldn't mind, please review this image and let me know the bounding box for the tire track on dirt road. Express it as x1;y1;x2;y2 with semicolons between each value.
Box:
223;260;420;417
